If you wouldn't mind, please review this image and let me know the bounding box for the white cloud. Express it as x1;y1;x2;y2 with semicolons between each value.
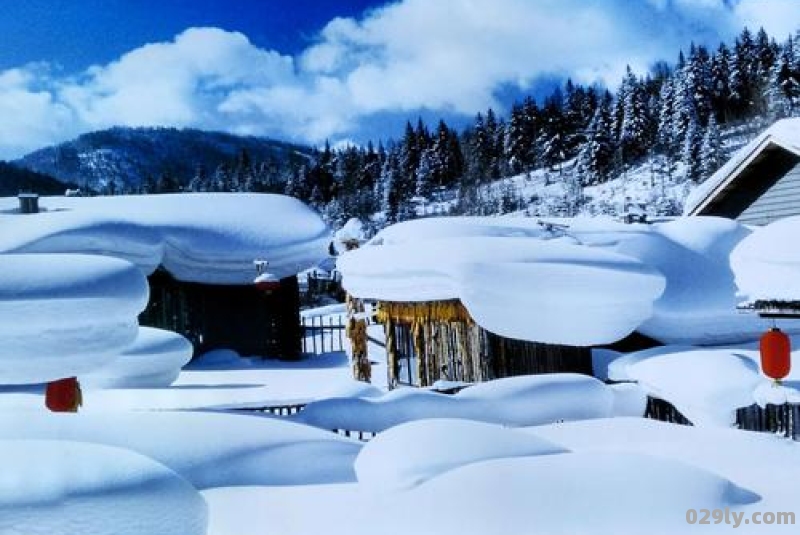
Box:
0;1;798;160
735;0;800;40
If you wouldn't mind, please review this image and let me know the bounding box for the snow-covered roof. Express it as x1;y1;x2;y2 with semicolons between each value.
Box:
730;214;800;302
684;118;800;216
0;193;330;284
338;215;782;346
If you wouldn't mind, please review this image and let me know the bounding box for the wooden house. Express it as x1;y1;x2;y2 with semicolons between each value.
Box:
377;299;592;389
0;193;330;361
685;118;800;224
140;269;302;359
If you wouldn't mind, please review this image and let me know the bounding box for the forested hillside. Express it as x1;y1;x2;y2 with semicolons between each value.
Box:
281;27;799;231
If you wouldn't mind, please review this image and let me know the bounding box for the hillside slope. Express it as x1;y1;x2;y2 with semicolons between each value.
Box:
14;127;313;192
0;162;76;197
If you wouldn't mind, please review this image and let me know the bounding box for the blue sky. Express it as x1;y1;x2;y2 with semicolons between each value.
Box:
0;0;798;159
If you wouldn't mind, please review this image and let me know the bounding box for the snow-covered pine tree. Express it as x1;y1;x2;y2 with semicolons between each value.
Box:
682;114;703;182
710;43;732;122
576;94;614;186
767;42;800;119
699;115;724;180
618;66;653;164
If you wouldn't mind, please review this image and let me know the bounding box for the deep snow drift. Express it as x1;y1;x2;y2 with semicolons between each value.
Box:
0;439;207;535
80;327;193;389
0;411;361;488
295;373;645;432
0;253;149;384
731;214;800;303
338;215;780;346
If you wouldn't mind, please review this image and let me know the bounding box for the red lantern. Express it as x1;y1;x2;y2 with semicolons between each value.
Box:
254;272;280;294
759;327;791;381
253;259;280;294
45;377;82;412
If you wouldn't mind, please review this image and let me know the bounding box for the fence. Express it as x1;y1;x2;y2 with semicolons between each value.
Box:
736;403;800;440
301;314;347;353
235;403;307;416
644;396;692;425
644;395;800;442
300;314;385;355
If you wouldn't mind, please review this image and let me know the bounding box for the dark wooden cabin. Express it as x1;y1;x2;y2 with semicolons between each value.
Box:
687;118;800;225
376;299;592;388
139;269;302;359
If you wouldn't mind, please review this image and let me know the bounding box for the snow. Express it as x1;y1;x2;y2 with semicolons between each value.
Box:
340;229;665;345
204;446;760;535
530;417;800;532
396;451;756;535
0;439;207;535
612;216;769;344
0;411;361;488
80;327;193;389
753;381;800;406
340;215;787;346
731;215;800;302
0;253;149;384
612;346;765;426
294;374;644;432
354;419;568;490
0;193;330;284
332;217;367;252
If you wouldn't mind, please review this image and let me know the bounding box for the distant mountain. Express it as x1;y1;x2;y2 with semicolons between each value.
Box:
0;162;76;197
14;127;314;192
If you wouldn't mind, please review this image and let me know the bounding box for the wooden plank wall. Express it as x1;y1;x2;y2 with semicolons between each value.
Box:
388;319;592;387
737;157;800;225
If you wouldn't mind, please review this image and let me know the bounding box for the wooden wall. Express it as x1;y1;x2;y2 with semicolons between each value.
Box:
382;300;593;388
140;269;301;360
698;147;800;225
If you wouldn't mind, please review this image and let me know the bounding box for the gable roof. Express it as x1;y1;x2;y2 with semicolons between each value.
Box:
684;118;800;216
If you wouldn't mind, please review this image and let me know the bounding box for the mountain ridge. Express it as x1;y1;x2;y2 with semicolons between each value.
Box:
13;127;314;193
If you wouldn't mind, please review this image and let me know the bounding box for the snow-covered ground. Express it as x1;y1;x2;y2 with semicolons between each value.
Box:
4;194;800;533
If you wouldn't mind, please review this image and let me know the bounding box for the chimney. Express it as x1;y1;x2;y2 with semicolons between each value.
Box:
18;193;39;214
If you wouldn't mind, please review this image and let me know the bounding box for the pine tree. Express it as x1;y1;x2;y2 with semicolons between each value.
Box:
699;115;723;180
577;94;614;185
710;43;732;122
504;103;530;174
682;115;703;182
729;28;757;118
618;66;653;163
767;43;800;118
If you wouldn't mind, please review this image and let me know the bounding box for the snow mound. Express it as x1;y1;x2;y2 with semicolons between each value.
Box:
0;439;206;535
614;216;766;344
342;215;787;346
0;411;361;488
80;327;193;389
295;374;638;432
0;253;149;384
401;452;758;535
0;193;330;284
609;345;764;425
341;234;665;345
354;419;568;490
731;215;800;302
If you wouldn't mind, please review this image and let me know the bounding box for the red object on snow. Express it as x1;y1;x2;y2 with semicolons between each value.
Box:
45;377;82;412
760;327;791;381
254;273;280;294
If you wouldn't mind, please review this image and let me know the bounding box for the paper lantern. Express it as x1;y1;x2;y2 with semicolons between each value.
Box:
45;377;82;412
254;272;280;294
759;327;791;381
